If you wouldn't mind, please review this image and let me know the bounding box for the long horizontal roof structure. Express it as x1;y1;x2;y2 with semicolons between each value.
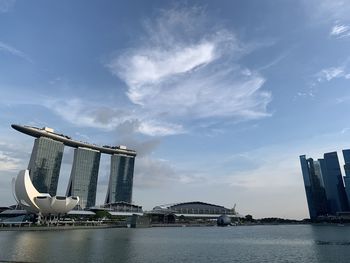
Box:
153;201;230;210
11;124;136;156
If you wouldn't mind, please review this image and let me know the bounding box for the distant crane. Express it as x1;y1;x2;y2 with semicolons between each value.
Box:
232;203;236;214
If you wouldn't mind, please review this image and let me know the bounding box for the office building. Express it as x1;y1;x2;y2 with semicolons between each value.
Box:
299;156;328;219
322;152;349;214
300;151;350;220
28;137;64;196
342;149;350;204
105;154;135;204
66;147;101;209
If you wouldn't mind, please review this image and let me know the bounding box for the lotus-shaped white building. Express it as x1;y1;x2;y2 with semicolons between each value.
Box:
13;170;79;215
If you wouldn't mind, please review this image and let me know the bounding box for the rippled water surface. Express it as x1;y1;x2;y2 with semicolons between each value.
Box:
1;225;350;262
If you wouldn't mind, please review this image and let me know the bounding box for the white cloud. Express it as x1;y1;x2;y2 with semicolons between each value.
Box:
316;66;350;82
45;7;272;137
107;6;271;133
0;151;20;171
0;41;33;63
138;120;184;136
318;67;344;81
330;24;350;38
0;141;27;172
331;24;349;35
45;98;184;136
111;42;216;99
340;127;350;134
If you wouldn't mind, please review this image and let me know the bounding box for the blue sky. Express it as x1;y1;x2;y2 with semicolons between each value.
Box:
1;0;350;219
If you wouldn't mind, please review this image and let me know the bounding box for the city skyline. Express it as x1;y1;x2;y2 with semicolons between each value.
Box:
300;150;350;219
1;0;350;219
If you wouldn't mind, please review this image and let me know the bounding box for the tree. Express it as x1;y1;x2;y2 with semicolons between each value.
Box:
245;214;254;222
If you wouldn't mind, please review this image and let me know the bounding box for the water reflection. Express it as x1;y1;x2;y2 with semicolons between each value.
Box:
0;229;136;263
2;226;350;263
310;225;350;263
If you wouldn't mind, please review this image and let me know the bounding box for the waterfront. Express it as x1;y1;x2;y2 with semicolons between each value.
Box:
1;225;350;262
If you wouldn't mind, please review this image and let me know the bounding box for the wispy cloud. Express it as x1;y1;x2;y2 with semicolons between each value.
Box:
0;151;20;171
336;96;350;104
330;24;350;38
107;6;272;134
0;4;270;141
340;127;350;134
0;142;28;171
44;6;272;137
45;98;184;136
316;66;350;82
0;41;33;63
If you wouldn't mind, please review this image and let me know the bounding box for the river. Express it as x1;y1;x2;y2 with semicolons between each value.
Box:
1;225;350;262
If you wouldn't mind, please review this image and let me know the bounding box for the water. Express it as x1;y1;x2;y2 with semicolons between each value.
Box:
1;225;350;262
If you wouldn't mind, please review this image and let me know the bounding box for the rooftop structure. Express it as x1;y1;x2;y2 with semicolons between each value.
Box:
152;201;241;218
11;124;136;156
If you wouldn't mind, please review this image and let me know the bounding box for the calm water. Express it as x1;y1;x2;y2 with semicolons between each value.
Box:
1;225;350;262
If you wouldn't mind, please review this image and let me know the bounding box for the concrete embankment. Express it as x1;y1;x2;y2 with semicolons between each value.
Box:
0;224;124;232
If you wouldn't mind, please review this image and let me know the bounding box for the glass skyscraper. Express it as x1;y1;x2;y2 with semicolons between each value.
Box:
322;152;349;214
342;149;350;204
299;155;328;219
105;154;135;204
300;151;350;219
66;147;101;209
28;137;64;196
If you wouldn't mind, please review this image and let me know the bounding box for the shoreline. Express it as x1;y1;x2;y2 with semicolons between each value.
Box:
0;224;124;232
1;222;348;232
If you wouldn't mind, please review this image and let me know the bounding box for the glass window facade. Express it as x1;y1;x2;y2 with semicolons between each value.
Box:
323;152;349;214
28;137;64;196
105;154;135;204
299;155;328;219
66;147;101;209
342;149;350;205
300;151;350;219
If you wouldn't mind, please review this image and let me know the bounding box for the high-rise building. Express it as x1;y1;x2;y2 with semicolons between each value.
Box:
66;147;101;209
28;137;64;196
300;151;350;220
342;149;350;204
299;155;328;219
12;124;137;209
105;154;135;204
322;152;349;214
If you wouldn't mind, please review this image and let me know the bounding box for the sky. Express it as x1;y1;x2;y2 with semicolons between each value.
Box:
0;0;350;219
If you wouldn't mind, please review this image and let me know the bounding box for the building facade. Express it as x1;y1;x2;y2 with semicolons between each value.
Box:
28;137;64;196
66;147;101;209
299;156;328;219
105;154;135;204
342;149;350;204
300;151;350;220
323;152;349;214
